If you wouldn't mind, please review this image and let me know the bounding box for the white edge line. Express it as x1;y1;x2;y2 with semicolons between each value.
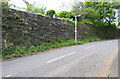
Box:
5;75;12;77
46;52;76;63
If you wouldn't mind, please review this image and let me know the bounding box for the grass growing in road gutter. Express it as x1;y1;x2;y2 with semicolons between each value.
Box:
2;37;103;59
106;70;112;79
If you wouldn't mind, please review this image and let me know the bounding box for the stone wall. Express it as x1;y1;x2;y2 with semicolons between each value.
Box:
2;8;118;48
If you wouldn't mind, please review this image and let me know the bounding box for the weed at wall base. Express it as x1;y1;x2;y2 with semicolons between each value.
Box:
1;37;103;59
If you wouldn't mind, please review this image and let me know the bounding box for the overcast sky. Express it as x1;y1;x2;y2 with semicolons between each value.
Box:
9;0;84;12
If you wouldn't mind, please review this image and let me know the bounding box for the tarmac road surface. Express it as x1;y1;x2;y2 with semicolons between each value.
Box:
2;39;118;77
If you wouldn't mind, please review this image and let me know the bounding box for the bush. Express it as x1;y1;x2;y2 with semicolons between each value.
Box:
31;7;46;14
56;11;72;18
46;10;56;17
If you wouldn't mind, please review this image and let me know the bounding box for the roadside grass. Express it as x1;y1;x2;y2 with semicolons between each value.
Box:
1;37;103;59
107;70;112;79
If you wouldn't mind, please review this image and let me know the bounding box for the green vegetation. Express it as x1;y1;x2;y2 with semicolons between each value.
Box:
6;14;19;19
46;10;56;17
118;9;120;26
33;13;46;16
56;11;72;18
3;24;13;29
56;11;74;21
18;19;27;25
23;0;46;14
84;2;119;27
0;1;9;7
58;17;73;22
71;2;120;27
26;5;46;14
2;1;119;27
2;37;103;59
81;19;94;25
107;70;112;79
1;1;118;60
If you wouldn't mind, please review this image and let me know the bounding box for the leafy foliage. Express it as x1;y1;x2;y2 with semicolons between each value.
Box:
118;9;120;26
70;2;120;27
46;10;56;17
0;1;8;7
84;2;120;26
26;5;46;14
71;2;84;16
81;7;100;21
93;20;108;27
81;19;93;25
3;23;13;29
56;11;72;18
0;1;13;8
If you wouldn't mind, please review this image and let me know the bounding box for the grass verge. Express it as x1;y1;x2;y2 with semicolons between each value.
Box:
1;37;103;59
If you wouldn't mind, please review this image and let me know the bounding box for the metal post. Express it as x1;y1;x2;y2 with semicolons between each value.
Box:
75;16;77;42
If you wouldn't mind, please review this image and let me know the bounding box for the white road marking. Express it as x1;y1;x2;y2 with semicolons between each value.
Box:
4;73;17;77
47;52;76;63
5;75;12;77
84;45;95;49
107;41;112;43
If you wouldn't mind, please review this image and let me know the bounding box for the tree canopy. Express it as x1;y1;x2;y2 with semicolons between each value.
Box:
71;2;120;27
84;2;120;26
56;11;72;18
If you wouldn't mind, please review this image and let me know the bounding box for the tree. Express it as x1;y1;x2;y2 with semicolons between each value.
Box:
71;2;84;16
0;1;8;7
118;9;120;26
80;7;100;21
84;2;120;27
46;10;55;17
71;1;120;27
70;2;100;23
56;11;72;18
1;0;13;7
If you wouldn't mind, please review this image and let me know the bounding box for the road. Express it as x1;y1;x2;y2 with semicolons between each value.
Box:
2;39;118;77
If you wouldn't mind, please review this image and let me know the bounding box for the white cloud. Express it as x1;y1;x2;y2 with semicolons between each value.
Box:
9;0;27;8
8;0;72;12
8;0;84;12
27;0;75;12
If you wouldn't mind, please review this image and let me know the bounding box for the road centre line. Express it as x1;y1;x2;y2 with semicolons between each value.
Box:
46;52;76;63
